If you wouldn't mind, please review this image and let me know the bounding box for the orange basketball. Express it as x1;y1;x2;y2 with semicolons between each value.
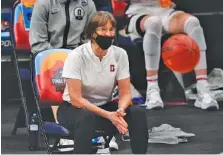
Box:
162;34;200;73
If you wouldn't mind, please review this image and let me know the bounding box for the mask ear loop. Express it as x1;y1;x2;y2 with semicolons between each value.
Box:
91;32;98;42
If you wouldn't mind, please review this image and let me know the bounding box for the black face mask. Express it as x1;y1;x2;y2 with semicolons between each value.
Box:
95;34;115;50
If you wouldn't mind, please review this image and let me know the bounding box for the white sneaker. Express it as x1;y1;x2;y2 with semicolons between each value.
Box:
109;136;118;151
194;92;219;110
57;139;74;152
145;86;164;110
95;136;118;151
96;147;110;154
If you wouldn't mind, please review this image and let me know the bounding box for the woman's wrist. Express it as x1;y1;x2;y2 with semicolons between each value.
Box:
118;100;131;111
106;111;112;120
118;104;127;110
118;107;125;112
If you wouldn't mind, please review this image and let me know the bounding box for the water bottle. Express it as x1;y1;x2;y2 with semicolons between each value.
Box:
28;113;39;150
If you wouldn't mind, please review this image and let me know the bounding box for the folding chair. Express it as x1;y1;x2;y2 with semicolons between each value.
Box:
31;49;113;154
9;0;54;152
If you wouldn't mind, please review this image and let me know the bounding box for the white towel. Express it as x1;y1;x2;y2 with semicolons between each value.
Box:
148;136;188;144
122;124;195;145
148;124;195;144
149;124;195;138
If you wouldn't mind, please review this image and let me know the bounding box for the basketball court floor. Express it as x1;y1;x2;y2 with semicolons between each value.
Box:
2;100;223;154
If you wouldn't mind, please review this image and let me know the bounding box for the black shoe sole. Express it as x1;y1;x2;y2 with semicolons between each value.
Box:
150;106;164;110
206;106;218;111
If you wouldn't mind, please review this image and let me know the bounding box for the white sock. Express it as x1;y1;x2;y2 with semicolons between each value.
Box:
146;74;158;82
147;75;159;90
143;16;162;70
196;75;210;93
195;52;207;70
196;75;208;81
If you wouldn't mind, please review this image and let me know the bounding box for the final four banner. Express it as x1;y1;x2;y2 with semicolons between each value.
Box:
34;49;72;104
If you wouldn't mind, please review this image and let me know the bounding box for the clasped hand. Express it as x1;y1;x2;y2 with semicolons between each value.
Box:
108;108;128;135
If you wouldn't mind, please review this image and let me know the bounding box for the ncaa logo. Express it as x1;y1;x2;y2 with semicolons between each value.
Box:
73;7;85;20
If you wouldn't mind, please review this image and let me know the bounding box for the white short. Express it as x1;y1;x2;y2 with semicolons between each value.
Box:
126;6;184;38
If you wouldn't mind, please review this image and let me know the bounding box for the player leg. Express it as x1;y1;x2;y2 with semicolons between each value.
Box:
165;12;219;110
126;14;164;109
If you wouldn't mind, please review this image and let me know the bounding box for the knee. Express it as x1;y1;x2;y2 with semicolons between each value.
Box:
144;16;162;35
128;105;146;117
126;106;147;130
184;16;201;32
184;16;206;50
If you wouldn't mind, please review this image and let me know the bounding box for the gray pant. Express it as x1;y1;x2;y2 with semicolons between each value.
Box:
57;101;148;154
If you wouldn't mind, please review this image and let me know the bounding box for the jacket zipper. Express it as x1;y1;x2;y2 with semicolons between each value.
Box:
62;0;71;48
